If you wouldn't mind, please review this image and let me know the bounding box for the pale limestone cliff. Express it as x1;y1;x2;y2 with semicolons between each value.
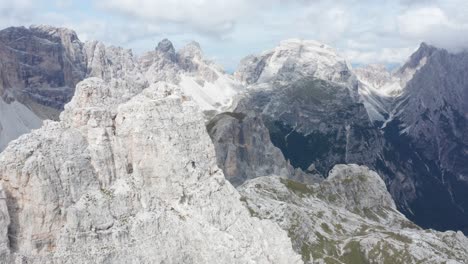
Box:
0;49;300;263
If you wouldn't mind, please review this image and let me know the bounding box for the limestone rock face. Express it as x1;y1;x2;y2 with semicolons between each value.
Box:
0;25;86;109
0;184;9;261
0;48;301;262
139;40;244;115
83;42;147;92
239;164;468;263
0;25;88;152
207;112;317;186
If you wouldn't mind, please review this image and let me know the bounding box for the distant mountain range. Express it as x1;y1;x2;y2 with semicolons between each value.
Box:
210;38;468;234
0;25;467;263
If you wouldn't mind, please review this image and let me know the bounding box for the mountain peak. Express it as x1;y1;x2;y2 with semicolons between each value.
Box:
415;41;438;55
419;41;436;51
156;38;175;54
235;38;352;86
277;38;338;56
155;38;176;62
178;41;203;59
391;42;440;90
400;42;438;71
29;24;80;41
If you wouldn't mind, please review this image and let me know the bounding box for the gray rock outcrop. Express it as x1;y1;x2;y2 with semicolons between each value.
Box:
239;164;468;263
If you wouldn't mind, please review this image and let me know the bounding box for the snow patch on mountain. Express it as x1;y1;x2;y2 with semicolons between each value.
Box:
179;73;243;113
0;98;42;151
140;39;244;115
235;39;355;88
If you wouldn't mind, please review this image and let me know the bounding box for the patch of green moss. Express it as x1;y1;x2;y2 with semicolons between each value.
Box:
357;174;368;182
368;241;415;264
321;223;333;234
246;206;258;217
100;188;114;198
341;241;369;264
310;232;340;260
342;177;354;184
327;194;338;203
334;223;344;234
317;192;326;200
356;225;371;236
280;178;315;197
223;112;247;121
301;243;312;262
323;257;342;264
287;213;301;240
317;211;325;218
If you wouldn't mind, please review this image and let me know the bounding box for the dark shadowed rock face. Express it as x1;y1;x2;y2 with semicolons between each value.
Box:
0;26;89;152
207;112;291;186
207;112;320;186
384;44;468;233
234;78;383;177
0;25;87;111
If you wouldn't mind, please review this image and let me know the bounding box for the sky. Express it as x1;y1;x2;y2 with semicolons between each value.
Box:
1;0;468;72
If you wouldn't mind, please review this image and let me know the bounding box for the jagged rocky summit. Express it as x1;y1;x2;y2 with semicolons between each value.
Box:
0;26;243;152
0;39;300;263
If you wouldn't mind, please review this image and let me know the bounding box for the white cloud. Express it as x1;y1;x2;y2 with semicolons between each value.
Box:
55;0;73;9
342;47;416;65
96;0;255;35
0;0;34;10
397;5;468;51
297;4;351;43
398;7;450;36
0;0;35;26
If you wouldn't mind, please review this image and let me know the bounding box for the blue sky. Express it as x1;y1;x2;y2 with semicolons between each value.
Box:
1;0;468;72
